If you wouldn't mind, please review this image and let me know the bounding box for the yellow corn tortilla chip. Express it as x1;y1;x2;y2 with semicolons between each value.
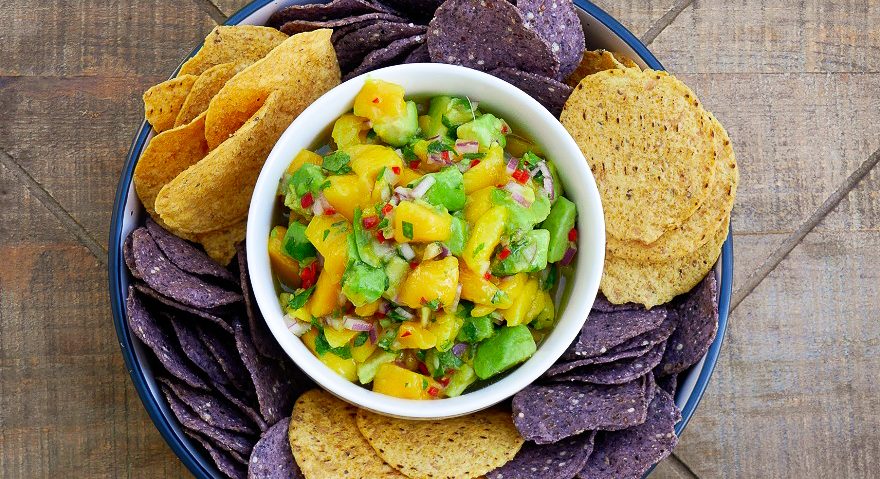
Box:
356;408;523;479
134;112;209;215
194;220;246;266
601;215;729;308
612;51;640;69
565;49;630;88
143;74;198;132
204;29;341;149
178;25;288;77
175;62;238;127
561;68;717;244
289;390;406;479
607;113;738;261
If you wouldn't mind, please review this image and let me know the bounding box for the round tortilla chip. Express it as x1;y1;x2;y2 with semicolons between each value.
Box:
657;273;719;376
278;13;407;36
404;43;430;63
489;67;572;117
178;26;288;77
160;382;255;457
234;320;299;426
427;0;560;77
343;34;425;81
167;316;231;388
356;407;523;479
248;418;304;479
266;0;389;28
236;243;284;360
146;217;237;284
487;431;595;479
564;49;631;88
158;377;257;435
562;68;717;244
565;308;667;359
600;215;729;308
334;22;426;73
289;390;406;479
186;430;248;478
607;114;738;261
548;340;667;385
517;0;585;78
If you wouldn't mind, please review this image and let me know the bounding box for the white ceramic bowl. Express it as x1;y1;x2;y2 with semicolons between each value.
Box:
246;63;605;419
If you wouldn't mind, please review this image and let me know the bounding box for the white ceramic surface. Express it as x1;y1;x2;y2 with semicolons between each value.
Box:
246;63;605;419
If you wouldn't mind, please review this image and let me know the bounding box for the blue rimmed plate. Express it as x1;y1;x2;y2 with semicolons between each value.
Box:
108;1;732;476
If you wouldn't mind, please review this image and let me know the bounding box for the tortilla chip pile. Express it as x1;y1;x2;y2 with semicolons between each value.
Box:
124;219;315;478
562;66;739;308
135;26;341;265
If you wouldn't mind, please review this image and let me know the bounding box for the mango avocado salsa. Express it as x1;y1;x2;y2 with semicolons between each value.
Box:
270;79;578;400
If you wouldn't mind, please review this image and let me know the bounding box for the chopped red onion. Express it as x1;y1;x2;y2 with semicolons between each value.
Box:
411;176;435;199
504;182;533;208
505;156;519;174
389;195;400;206
454;140;479;155
398;243;416;261
343;316;373;332
561;246;577;266
369;327;378;344
378;300;391;314
536;162;555;200
437;244;450;260
287;320;311;337
393;307;414;320
451;342;468;356
311;200;325;216
450;284;462;310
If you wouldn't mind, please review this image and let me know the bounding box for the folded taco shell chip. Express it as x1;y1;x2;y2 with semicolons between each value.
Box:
143;74;198;132
175;62;238;127
178;25;288;77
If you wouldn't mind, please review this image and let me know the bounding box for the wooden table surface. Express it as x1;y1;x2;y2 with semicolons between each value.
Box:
1;0;878;477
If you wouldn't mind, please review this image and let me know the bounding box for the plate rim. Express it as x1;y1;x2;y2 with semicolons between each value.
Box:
107;1;732;477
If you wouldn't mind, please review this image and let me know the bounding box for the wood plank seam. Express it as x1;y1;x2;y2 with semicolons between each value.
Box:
730;146;880;311
193;0;228;24
665;452;702;478
640;0;695;46
0;148;108;266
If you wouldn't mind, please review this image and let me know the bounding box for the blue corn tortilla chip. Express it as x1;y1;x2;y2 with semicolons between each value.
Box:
334;21;426;72
428;0;560;77
489;67;572;116
655;372;677;398
550;341;667;385
578;389;681;479
567;308;667;359
512;376;650;443
248;418;304;479
123;233;142;280
130;228;242;309
236;243;284;360
657;273;719;376
561;314;673;363
160;382;255;457
487;431;595;479
343;34;425;80
279;12;407;35
133;282;234;334
158;377;258;435
517;0;585;78
267;0;391;28
374;0;443;22
199;323;254;394
591;292;640;313
127;286;210;390
214;381;269;433
404;43;430;63
234;320;300;425
186;431;248;479
168;315;231;387
146;217;237;284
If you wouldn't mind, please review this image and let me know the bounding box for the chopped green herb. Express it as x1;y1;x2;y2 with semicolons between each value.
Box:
523;151;543;168
462;152;485;160
422;298;441;311
427;139;453;154
377;327;399;351
387;308;410;323
434;349;464;377
375;166;387;182
401;143;418;161
422;378;429;390
314;328;353;359
366;130;377;140
402;221;414;240
322;151;351;174
353;332;369;347
322;229;330;241
472;242;485;256
377;218;390;229
288;286;316;310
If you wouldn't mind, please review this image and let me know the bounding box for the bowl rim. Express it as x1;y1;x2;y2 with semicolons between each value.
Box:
245;62;605;419
107;1;732;477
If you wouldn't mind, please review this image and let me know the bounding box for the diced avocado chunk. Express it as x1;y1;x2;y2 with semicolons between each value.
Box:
420;167;466;211
422;96;456;138
546;161;565;201
542;196;577;263
373;100;419;147
444;215;468;256
444;363;476;397
282;222;316;261
441;97;477;129
491;188;551;234
492;229;550;275
424;348;464;378
342;235;388;307
473;325;537;380
352;208;382;268
290;163;326;197
382;256;409;301
457;113;508;150
357;350;398;384
456;315;494;344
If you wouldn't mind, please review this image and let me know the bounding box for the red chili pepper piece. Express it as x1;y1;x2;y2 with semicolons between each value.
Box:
381;203;393;215
439;376;451;386
427;386;439;397
391;166;401;175
483;271;492;281
300;192;314;208
568;228;578;242
409;160;421;169
362;215;379;229
498;247;511;260
372;97;380;104
441;150;450;162
410;261;419;269
376;230;387;243
300;262;317;289
401;330;412;338
469;159;481;168
324;207;336;215
512;169;530;184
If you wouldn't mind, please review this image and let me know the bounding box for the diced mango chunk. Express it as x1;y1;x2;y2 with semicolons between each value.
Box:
428;311;464;351
397;257;460;309
286;149;322;175
345;144;403;186
393;201;452;243
332;114;371;149
268;226;301;287
459;264;511;309
372;363;438;399
463;205;507;275
301;329;357;382
463;144;504;193
309;267;343;317
304;214;350;275
353;79;407;124
323;175;371;221
396;322;438;349
503;278;539;326
324;327;358;348
464;186;496;225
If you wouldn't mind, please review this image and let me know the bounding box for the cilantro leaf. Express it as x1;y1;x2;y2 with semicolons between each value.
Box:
288;286;316;310
322;151;351;174
402;221;414;240
353;332;369;347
